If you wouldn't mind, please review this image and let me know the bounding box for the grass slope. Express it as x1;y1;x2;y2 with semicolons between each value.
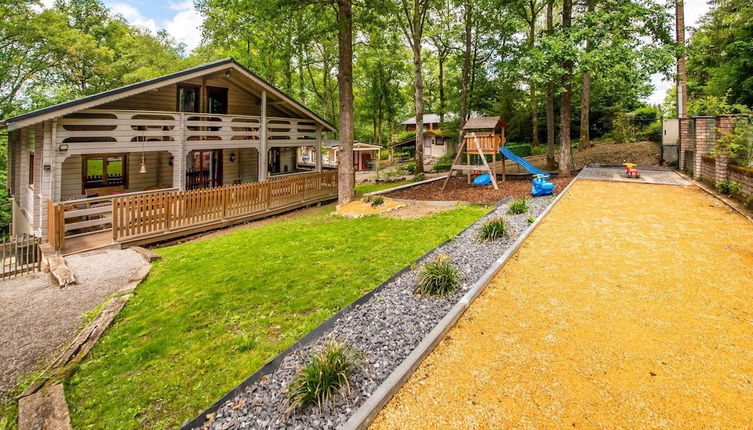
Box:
64;204;488;429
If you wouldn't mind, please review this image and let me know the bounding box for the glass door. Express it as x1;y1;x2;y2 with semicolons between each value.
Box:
187;150;222;189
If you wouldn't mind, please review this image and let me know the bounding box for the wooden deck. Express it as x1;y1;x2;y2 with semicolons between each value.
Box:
50;171;338;254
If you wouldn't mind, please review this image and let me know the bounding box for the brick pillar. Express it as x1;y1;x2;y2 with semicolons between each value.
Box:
714;115;738;184
694;117;714;179
678;117;690;171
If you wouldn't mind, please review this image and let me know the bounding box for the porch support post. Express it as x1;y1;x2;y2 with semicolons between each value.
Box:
175;112;187;190
315;127;323;172
259;90;268;181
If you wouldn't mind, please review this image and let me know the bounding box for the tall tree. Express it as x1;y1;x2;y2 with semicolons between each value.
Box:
515;0;546;147
580;0;595;148
460;0;472;134
545;0;557;170
393;0;432;174
337;0;355;204
558;0;573;177
428;0;457;128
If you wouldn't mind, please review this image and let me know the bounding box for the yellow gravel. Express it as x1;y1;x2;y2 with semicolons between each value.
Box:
371;180;753;429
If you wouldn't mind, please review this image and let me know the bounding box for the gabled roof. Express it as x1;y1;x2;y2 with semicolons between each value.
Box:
1;58;336;132
462;116;505;130
402;114;444;125
323;140;380;150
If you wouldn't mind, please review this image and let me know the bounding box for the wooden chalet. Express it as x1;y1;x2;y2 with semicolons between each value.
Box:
1;58;338;253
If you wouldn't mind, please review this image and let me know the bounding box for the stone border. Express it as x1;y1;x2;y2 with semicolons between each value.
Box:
341;176;580;430
17;263;152;430
180;200;508;429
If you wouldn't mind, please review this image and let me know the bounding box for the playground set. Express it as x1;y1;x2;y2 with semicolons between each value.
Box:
442;116;554;197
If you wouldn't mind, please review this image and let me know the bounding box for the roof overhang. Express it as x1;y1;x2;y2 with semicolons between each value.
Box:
2;58;336;133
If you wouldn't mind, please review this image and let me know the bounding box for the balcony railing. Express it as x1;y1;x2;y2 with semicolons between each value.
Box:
56;109;320;150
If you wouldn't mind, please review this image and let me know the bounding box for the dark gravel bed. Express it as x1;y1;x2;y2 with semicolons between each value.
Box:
199;196;555;430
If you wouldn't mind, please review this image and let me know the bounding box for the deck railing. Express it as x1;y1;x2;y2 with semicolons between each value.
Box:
57;109;320;148
1;235;41;279
45;171;338;251
111;171;337;241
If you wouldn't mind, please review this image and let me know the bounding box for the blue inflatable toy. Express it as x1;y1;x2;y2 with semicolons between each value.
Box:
473;173;492;186
532;174;554;197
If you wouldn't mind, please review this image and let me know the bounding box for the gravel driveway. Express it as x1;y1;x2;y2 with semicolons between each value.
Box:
0;248;147;400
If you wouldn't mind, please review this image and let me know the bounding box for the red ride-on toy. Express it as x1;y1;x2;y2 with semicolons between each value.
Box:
624;163;640;178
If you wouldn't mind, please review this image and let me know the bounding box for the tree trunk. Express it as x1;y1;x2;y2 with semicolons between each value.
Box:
558;0;573;177
460;1;472;136
545;0;556;170
412;0;425;175
337;0;355;204
413;44;425;174
580;70;590;147
438;57;445;127
580;0;594;148
675;0;687;118
529;16;539;147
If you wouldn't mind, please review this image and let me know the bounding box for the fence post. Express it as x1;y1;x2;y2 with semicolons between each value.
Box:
165;193;172;232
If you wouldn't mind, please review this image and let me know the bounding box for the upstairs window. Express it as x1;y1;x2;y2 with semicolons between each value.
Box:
178;84;200;113
83;154;126;189
207;86;228;114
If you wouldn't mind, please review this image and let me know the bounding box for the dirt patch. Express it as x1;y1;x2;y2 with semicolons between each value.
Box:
336;197;407;218
383;201;462;219
372;180;753;429
385;176;572;204
519;140;661;171
0;249;147;400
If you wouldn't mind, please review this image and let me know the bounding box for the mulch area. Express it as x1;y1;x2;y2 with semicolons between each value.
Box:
384;176;573;204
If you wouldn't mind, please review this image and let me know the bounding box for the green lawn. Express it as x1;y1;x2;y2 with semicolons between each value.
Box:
64;204;488;429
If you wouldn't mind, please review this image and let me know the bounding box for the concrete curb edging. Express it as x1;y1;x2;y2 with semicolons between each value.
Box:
676;170;753;223
364;176;445;196
341;177;580;430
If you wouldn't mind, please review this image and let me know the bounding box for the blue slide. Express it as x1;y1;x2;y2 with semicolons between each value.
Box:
499;146;550;178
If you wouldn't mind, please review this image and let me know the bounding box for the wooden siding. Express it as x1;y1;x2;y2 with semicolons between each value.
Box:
96;77;287;117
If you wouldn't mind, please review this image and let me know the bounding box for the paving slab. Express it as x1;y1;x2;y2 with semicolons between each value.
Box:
578;166;692;186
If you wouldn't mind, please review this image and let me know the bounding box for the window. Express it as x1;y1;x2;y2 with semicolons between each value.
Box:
207;86;228;114
177;84;200;113
28;152;34;188
83;154;126;189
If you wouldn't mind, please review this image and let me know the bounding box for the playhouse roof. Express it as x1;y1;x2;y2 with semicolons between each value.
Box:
462;116;505;130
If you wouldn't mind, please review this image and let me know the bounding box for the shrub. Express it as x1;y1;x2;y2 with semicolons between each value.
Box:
288;338;360;410
379;149;390;160
477;217;509;242
527;216;535;225
395;130;416;142
506;144;532;157
413;173;426;182
432;154;453;172
414;256;460;297
507;198;528;215
371;196;385;207
609;112;637;143
633;106;659;123
362;195;373;203
406;162;416;173
717;180;742;196
745;196;753;209
637;121;662;143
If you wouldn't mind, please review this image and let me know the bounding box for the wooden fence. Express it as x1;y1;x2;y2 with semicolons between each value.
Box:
1;235;42;279
110;171;337;242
